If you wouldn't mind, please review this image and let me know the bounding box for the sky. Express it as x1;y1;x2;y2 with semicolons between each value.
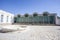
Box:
0;0;60;16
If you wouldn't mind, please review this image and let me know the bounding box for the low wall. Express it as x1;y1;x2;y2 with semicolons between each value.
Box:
0;23;12;26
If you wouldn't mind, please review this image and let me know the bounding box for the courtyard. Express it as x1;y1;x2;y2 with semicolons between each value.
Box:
0;25;60;40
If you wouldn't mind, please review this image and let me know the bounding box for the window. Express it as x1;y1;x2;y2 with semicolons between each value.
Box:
11;16;12;22
7;16;9;22
1;15;3;22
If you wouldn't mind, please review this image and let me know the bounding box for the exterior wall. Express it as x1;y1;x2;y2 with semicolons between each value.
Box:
0;10;14;24
55;17;60;25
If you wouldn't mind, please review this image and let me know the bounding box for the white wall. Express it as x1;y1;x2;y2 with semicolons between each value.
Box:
55;16;60;25
0;10;14;24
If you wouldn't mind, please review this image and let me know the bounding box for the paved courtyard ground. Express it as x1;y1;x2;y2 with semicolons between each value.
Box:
0;25;60;40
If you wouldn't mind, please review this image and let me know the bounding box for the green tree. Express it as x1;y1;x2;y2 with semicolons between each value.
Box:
24;13;29;17
43;12;49;16
33;12;38;17
17;14;21;17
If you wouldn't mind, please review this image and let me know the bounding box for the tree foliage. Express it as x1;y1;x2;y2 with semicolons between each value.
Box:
17;14;21;17
24;13;29;17
33;12;38;17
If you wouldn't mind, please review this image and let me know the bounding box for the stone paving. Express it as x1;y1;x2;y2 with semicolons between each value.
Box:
0;26;60;40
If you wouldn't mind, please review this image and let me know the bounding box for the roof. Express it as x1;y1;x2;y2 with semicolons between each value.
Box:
0;10;14;16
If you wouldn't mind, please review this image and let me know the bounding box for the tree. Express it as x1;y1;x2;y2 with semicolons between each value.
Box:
24;13;29;17
17;14;21;17
43;12;49;16
33;12;38;17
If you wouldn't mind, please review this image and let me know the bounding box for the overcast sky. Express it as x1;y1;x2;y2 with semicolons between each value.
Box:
0;0;60;16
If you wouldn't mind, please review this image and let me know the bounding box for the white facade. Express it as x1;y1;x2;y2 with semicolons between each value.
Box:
56;16;60;25
0;10;14;24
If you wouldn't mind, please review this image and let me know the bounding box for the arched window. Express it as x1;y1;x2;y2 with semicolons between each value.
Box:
11;16;12;22
1;15;3;22
7;16;9;22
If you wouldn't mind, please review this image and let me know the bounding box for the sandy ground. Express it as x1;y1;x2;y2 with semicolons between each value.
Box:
0;25;60;40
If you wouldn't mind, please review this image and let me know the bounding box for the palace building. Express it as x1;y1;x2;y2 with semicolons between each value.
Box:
0;10;14;25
